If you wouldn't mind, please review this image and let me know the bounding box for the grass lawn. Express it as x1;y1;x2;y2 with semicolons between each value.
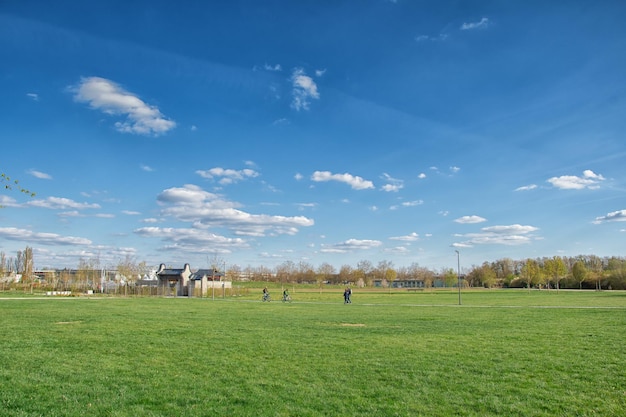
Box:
1;289;625;416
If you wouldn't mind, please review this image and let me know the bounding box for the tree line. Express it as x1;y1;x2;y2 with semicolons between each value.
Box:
2;247;625;291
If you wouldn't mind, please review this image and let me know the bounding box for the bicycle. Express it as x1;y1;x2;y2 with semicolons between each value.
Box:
262;293;271;302
282;294;291;303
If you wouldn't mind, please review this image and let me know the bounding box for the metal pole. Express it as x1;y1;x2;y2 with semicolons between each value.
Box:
455;250;461;305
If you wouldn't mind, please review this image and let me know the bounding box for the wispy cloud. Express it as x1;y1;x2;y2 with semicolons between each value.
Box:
196;167;260;185
135;226;249;254
27;197;100;210
454;224;540;247
460;17;490;30
547;170;605;190
415;33;449;42
380;173;404;192
311;171;374;190
0;227;91;246
454;215;487;224
320;238;382;253
71;76;176;136
26;92;39;101
141;164;154;172
515;184;537;191
154;184;314;237
389;232;419;242
593;209;626;224
291;68;320;111
28;169;52;180
391;200;424;210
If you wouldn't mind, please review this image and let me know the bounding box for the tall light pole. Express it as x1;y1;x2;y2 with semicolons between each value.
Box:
455;250;461;305
222;261;226;299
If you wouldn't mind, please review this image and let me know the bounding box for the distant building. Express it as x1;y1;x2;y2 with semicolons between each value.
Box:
156;263;192;296
189;269;231;297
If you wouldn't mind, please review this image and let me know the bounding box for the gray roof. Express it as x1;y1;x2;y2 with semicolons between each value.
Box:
190;269;223;280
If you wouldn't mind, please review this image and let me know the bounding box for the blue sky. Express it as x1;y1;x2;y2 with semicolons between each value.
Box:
1;0;625;272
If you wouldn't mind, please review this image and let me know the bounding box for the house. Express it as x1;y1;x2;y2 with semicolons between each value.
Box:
189;269;232;297
156;263;192;296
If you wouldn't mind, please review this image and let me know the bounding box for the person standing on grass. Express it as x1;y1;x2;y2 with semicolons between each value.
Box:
344;287;351;304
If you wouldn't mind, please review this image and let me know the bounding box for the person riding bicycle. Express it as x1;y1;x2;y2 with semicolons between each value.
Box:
282;289;290;302
262;287;270;301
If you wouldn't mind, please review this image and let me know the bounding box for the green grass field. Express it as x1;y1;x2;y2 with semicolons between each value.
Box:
1;289;625;416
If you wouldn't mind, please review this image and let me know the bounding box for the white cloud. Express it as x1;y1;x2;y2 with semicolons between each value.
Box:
515;184;537;191
0;196;19;207
26;93;39;101
71;76;176;136
122;210;141;215
27;197;100;210
142;218;160;223
593;209;626;224
483;225;539;234
155;184;314;237
547;170;605;190
460;17;490;30
454;224;540;247
58;211;114;219
320;238;382;253
196;167;260;185
380;173;404;192
415;33;449;42
315;69;327;77
391;200;424;210
418;173;427;179
389;232;419;242
455;215;487;224
294;173;304;181
381;184;403;192
141;164;154;172
0;227;92;246
311;171;374;190
291;68;320;111
450;166;460;173
134;226;249;253
263;63;282;72
28;169;52;180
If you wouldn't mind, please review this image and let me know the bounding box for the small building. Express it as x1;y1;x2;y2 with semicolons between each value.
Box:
189;269;232;297
156;264;192;296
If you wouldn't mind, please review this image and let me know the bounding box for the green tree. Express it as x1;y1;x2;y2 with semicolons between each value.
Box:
316;262;336;292
468;262;497;288
544;256;567;293
338;264;354;284
572;260;588;290
521;259;540;291
442;268;457;288
117;255;142;296
376;260;395;290
356;259;374;287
